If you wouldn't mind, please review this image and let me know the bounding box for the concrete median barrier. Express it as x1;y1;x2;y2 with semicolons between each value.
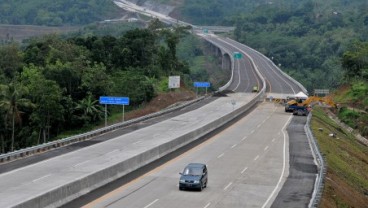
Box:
12;93;260;208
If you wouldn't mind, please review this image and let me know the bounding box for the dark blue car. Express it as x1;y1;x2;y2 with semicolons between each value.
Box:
179;163;208;191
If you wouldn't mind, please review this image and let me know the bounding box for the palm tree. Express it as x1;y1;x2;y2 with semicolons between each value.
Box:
0;107;7;153
0;83;32;152
75;93;103;124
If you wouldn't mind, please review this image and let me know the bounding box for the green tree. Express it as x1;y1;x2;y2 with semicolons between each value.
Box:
20;65;63;144
75;93;103;125
44;61;82;99
81;62;112;96
342;41;368;81
0;82;32;151
0;103;7;153
111;70;155;105
112;29;156;69
0;44;23;80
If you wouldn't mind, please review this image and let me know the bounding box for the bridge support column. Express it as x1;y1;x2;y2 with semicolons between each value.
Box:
222;54;231;71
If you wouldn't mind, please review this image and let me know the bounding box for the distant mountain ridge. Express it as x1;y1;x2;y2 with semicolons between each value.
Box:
0;0;122;26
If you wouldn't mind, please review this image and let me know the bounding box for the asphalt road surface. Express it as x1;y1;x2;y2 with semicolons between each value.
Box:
203;35;304;96
271;116;317;208
64;102;292;208
0;97;218;174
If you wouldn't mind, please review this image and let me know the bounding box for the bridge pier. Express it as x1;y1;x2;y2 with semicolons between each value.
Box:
222;53;231;71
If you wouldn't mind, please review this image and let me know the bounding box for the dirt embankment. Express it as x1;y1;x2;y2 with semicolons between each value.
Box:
125;89;196;120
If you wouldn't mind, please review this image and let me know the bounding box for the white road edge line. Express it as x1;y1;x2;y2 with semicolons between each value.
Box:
217;153;224;158
204;202;211;208
73;160;90;167
144;199;159;208
261;115;292;208
106;149;119;155
32;174;51;183
254;155;260;161
133;140;142;145
241;167;248;174
224;182;233;191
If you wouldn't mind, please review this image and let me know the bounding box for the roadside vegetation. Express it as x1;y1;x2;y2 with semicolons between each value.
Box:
311;107;368;207
0;3;367;207
171;0;368;92
0;20;218;153
332;41;368;137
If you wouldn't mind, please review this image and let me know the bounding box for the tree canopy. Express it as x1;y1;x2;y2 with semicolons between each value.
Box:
0;25;195;153
0;0;121;26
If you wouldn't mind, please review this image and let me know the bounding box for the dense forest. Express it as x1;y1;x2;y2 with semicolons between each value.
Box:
0;0;367;151
0;22;199;153
175;0;368;91
0;0;121;26
337;41;368;136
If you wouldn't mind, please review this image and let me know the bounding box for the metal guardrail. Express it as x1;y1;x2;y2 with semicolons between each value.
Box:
305;112;326;208
204;36;266;97
224;37;308;95
0;96;206;163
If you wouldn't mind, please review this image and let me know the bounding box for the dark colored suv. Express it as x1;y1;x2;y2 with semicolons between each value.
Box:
179;163;208;191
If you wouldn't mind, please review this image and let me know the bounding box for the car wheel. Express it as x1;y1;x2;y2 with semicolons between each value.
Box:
204;180;207;188
199;183;203;191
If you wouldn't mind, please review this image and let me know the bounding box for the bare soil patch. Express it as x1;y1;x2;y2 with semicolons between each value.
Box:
321;171;368;208
0;24;79;42
125;89;196;120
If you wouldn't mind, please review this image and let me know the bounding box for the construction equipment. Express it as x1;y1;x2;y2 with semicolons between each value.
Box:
285;96;336;116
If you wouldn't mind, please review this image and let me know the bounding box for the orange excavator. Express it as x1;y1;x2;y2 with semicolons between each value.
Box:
285;96;336;116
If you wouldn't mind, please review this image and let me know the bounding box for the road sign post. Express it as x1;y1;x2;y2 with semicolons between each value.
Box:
231;99;236;111
104;104;107;127
99;96;130;126
194;82;211;97
168;76;180;89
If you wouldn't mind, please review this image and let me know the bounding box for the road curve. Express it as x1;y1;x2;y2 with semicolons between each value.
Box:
0;2;317;208
202;35;305;97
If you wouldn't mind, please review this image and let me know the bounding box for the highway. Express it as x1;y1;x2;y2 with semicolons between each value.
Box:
202;35;305;96
67;102;291;208
226;50;260;93
0;1;317;208
0;94;260;208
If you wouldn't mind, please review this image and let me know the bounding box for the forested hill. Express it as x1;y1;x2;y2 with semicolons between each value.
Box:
0;24;196;153
0;0;121;26
171;0;368;91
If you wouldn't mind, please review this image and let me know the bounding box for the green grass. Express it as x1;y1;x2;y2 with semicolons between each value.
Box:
311;107;368;195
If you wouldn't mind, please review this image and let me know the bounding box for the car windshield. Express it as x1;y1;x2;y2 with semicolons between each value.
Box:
183;167;202;176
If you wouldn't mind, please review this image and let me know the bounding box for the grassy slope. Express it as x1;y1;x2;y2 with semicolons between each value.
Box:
311;107;368;207
332;82;368;137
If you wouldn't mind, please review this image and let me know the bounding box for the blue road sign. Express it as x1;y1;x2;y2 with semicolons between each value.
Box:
99;96;130;105
194;82;211;88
